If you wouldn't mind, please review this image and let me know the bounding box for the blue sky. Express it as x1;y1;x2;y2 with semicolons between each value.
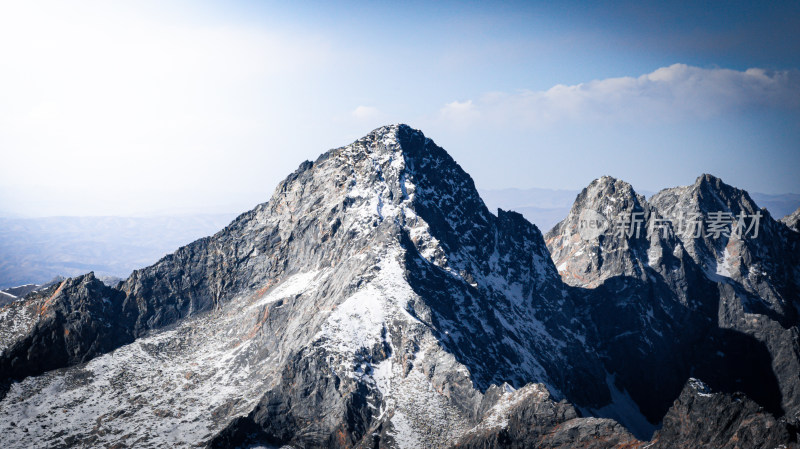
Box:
0;0;798;216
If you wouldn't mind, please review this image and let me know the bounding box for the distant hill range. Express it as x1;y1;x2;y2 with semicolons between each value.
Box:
0;214;238;289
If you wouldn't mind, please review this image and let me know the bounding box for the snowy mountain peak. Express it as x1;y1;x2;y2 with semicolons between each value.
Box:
0;125;586;448
1;128;799;448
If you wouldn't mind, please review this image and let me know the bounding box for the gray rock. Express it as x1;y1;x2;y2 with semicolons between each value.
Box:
649;378;796;448
0;126;797;449
546;172;800;439
454;383;641;449
783;206;800;232
0;125;601;447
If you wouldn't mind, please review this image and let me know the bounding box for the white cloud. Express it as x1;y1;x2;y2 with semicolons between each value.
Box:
438;100;479;126
352;105;381;120
438;64;800;128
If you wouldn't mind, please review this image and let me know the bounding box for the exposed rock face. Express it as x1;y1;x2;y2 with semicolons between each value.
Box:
651;174;800;323
783;206;800;232
453;384;643;449
0;125;598;448
0;273;131;395
0;125;797;448
545;176;705;428
649;379;795;449
454;378;798;449
546;172;800;438
650;175;800;422
546;176;653;289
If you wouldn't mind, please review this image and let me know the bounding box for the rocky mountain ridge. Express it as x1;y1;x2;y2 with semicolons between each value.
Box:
0;125;798;448
546;172;800;428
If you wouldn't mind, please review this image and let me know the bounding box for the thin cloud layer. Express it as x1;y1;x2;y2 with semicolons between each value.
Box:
351;106;381;120
439;64;800;127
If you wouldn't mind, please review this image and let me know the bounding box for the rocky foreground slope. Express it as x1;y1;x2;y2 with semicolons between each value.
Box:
0;125;798;448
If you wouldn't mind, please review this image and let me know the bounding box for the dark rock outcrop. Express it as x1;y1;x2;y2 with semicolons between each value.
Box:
0;273;131;393
649;379;796;449
454;378;799;449
454;384;642;449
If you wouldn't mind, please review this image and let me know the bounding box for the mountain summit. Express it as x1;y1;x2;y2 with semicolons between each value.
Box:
547;172;800;430
1;125;797;448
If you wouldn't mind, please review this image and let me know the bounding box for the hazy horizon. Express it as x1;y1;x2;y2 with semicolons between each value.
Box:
2;181;798;219
2;160;799;218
